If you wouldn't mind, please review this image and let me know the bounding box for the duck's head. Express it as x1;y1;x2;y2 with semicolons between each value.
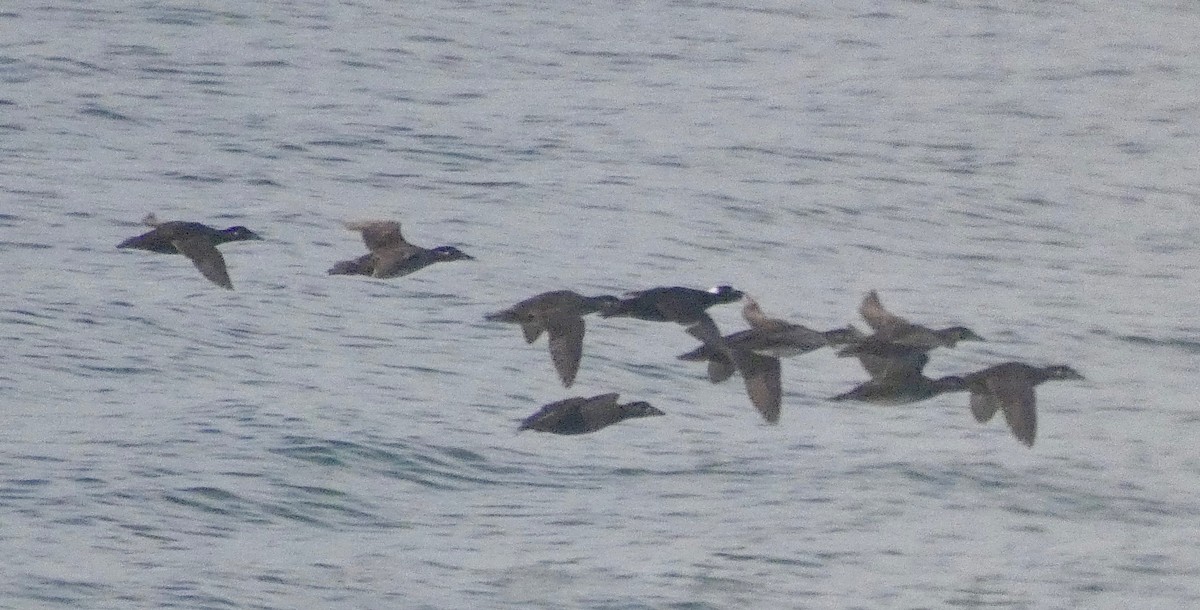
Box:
619;401;665;420
940;326;984;346
221;226;264;242
1044;365;1084;380
430;246;474;261
588;294;622;312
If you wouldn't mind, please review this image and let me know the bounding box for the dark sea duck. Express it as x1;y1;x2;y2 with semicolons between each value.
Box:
518;393;664;435
599;285;745;352
328;220;473;279
117;213;263;289
838;289;984;379
678;296;862;424
485;290;620;387
963;362;1084;447
830;351;969;406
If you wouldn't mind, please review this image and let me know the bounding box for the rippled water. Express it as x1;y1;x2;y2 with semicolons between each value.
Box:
2;0;1198;607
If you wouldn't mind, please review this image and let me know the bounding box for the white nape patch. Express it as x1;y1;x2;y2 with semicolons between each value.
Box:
707;286;722;294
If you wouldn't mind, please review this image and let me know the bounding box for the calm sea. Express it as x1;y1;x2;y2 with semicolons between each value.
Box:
2;1;1198;607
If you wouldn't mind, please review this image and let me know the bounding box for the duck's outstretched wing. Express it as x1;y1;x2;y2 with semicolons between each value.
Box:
172;234;233;289
345;221;414;253
859;290;911;336
732;350;781;424
546;316;586;388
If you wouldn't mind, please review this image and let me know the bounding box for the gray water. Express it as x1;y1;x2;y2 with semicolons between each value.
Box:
2;1;1199;607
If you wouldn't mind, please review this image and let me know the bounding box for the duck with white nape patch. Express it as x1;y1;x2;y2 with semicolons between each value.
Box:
598;285;745;352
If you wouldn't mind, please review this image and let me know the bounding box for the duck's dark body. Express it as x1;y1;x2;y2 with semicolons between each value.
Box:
117;214;262;289
831;348;969;405
600;285;744;324
963;362;1083;447
518;393;664;435
328;220;473;279
600;285;743;353
485;290;619;387
831;371;969;405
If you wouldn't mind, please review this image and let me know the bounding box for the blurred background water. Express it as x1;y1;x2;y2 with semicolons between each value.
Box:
2;0;1198;607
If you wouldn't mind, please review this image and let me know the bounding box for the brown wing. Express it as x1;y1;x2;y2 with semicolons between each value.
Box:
741;297;789;331
520;321;544;344
995;380;1037;447
171;235;233;289
345;220;412;253
581;393;621;410
859;290;911;337
975;372;1037;446
707;356;737;383
328;253;375;276
732;351;781;423
577;393;623;428
969;392;1001;423
545;316;586;387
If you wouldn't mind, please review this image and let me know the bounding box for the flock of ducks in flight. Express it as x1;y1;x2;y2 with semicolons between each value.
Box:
117;215;1084;448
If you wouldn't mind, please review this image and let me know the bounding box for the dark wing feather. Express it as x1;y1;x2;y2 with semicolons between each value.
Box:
969;392;1001;423
992;378;1038;447
732;351;781;423
707;356;736;383
546;316;586;388
520;321;544;344
118;228;176;253
171;235;233;289
347;221;409;253
859;290;911;337
328;253;375;276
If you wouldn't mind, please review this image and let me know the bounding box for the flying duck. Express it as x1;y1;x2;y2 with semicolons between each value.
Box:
116;213;262;289
518;393;664;435
677;296;862;423
963;362;1084;447
485;290;619;387
599;285;744;351
838;290;983;378
328;220;473;278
